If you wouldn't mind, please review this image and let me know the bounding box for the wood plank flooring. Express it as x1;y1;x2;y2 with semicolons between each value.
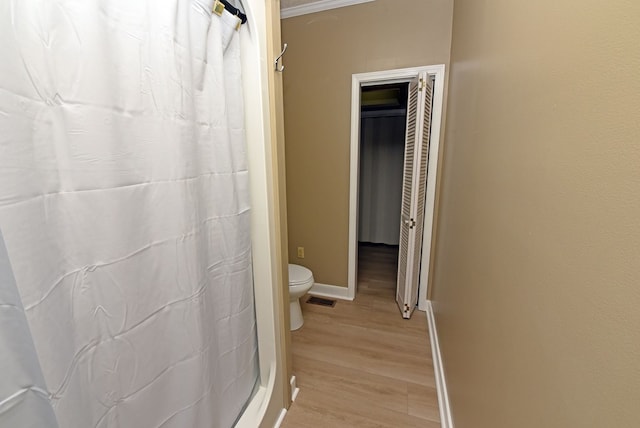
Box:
281;243;440;428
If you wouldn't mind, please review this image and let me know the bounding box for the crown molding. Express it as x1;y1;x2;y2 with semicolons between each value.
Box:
281;0;375;19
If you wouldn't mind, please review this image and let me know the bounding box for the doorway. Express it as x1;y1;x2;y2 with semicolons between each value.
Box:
347;65;446;315
357;83;407;302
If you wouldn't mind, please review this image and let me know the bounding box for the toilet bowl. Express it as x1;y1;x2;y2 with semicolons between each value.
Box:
288;264;314;331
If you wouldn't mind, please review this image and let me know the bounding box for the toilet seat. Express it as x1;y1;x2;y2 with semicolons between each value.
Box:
289;264;313;286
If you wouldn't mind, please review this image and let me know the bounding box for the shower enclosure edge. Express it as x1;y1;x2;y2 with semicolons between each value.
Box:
235;0;291;426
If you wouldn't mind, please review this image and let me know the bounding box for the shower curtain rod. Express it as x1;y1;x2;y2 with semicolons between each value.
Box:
214;0;248;24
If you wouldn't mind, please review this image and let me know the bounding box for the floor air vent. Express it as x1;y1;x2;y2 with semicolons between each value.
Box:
306;296;336;307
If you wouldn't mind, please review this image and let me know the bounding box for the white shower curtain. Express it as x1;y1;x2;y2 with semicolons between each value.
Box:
0;1;258;427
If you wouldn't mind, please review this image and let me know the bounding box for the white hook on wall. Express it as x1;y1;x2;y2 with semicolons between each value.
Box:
274;43;288;72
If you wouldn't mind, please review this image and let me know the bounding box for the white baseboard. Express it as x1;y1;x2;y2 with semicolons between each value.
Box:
289;375;300;402
273;377;299;428
273;408;287;428
426;301;454;428
309;283;354;301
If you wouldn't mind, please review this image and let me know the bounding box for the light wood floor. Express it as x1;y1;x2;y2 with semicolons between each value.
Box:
281;243;440;428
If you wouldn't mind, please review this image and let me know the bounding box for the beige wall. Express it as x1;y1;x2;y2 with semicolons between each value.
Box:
432;1;640;427
267;0;293;409
281;0;454;286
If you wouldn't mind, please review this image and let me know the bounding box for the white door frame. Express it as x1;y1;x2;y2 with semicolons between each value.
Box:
347;65;445;311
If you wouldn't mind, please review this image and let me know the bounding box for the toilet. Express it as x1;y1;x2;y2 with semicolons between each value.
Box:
288;264;314;331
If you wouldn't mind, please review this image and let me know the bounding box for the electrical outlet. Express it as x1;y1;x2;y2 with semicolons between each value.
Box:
297;247;305;258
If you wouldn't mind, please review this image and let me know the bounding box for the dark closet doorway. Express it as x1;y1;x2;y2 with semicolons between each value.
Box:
357;83;408;299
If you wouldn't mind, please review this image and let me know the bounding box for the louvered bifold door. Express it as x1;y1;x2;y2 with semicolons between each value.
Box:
396;77;420;318
396;73;433;319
